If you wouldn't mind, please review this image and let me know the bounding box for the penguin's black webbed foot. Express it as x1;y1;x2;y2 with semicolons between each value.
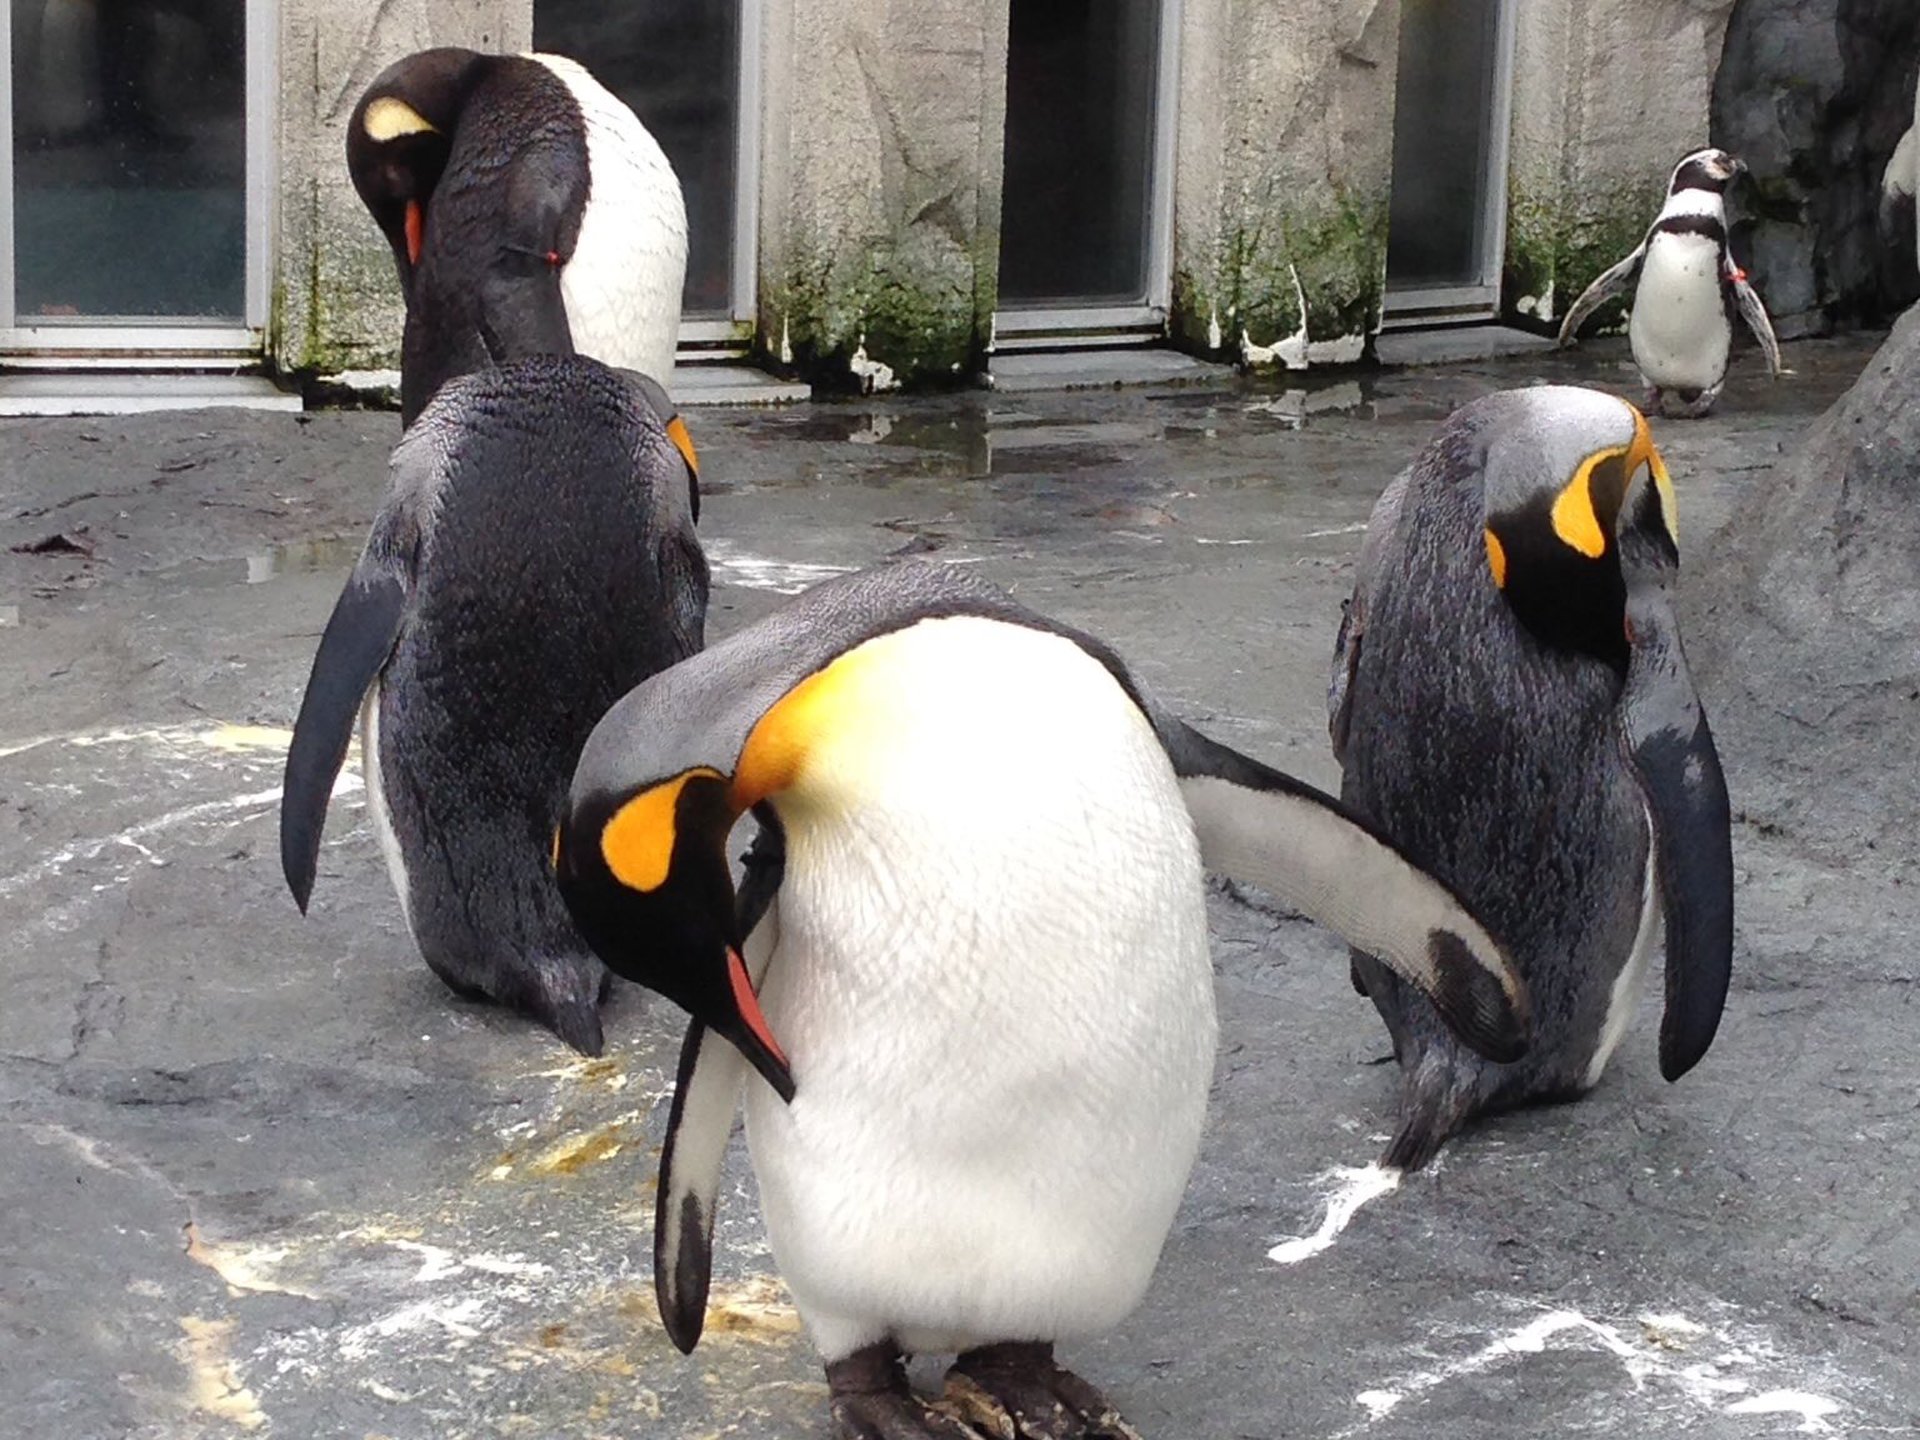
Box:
828;1343;987;1440
941;1342;1143;1440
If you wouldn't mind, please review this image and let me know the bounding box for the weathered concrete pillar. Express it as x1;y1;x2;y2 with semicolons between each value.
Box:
755;0;1009;391
271;0;530;378
1503;0;1735;327
1170;0;1402;370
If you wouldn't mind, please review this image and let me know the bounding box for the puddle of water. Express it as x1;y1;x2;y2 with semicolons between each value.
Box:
1244;382;1374;428
246;536;364;584
0;605;18;627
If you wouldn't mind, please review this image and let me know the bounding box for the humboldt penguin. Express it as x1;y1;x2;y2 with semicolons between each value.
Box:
346;48;687;424
1557;147;1782;419
281;356;707;1055
554;559;1528;1440
1329;385;1733;1170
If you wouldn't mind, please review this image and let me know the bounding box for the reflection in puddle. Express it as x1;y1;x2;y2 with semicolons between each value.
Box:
1244;382;1372;429
246;536;364;584
0;605;17;627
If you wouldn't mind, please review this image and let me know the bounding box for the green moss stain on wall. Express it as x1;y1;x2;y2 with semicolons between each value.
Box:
765;225;985;391
1502;178;1663;335
1172;187;1388;367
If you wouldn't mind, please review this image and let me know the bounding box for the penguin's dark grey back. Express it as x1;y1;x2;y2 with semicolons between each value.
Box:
1339;407;1649;1100
382;354;707;1009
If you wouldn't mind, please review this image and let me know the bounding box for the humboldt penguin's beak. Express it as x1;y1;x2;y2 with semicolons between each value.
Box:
1616;510;1734;1083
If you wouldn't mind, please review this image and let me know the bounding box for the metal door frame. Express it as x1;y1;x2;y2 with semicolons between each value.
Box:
0;0;277;360
992;0;1182;343
1380;0;1517;327
677;0;761;350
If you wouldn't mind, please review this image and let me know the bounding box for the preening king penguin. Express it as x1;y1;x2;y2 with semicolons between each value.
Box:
280;355;707;1056
1329;386;1734;1170
347;47;687;424
554;559;1529;1440
1557;147;1782;419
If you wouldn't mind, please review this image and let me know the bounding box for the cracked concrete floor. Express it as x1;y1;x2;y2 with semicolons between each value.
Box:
1;337;1915;1439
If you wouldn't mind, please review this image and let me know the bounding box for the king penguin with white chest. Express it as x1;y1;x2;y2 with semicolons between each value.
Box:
1329;386;1734;1170
1558;147;1782;418
347;47;687;424
281;357;708;1056
556;560;1532;1439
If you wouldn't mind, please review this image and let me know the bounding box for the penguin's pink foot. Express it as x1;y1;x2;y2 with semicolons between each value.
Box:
1642;383;1664;415
829;1344;987;1440
938;1342;1144;1440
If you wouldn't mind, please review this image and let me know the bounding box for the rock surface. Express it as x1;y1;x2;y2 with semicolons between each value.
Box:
1691;302;1920;894
1712;0;1920;333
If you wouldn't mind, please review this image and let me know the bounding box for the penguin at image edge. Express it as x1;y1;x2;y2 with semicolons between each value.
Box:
280;355;708;1055
552;558;1530;1440
1558;147;1782;419
1329;384;1733;1169
346;47;688;424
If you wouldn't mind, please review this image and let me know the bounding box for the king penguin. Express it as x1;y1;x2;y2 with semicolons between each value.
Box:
1328;386;1734;1170
281;355;708;1055
1557;147;1782;419
347;48;687;424
554;559;1529;1440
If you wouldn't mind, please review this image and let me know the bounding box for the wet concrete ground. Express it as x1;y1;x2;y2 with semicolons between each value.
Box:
2;336;1915;1439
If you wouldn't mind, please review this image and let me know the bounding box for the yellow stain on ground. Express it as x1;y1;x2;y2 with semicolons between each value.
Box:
525;1054;631;1090
177;1315;268;1430
195;724;295;754
527;1123;628;1176
183;1221;321;1299
702;1276;806;1343
615;1274;804;1347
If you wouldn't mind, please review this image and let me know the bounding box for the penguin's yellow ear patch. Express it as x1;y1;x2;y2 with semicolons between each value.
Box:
601;768;725;892
1626;408;1680;545
363;96;438;142
1550;452;1615;559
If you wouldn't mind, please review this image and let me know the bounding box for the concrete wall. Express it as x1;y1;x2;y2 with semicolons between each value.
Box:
754;0;1008;391
262;0;1744;384
271;0;529;377
1504;0;1737;327
1171;0;1402;368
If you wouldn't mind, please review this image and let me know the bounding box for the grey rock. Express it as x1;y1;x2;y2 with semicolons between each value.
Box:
1712;0;1920;330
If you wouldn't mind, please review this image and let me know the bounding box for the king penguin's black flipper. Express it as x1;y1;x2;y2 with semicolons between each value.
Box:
1617;521;1734;1083
280;426;442;913
280;559;407;912
653;896;777;1355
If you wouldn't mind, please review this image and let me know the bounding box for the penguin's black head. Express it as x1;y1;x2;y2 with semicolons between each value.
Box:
346;48;488;292
1476;386;1678;670
554;765;793;1086
554;647;832;1105
1668;147;1746;197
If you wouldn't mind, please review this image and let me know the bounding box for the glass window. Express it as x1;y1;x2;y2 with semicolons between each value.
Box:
534;0;743;319
10;0;247;321
1384;0;1505;291
998;0;1162;309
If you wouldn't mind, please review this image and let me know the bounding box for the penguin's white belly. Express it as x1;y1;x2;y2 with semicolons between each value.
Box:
742;618;1217;1360
532;53;689;387
1629;233;1729;390
359;689;414;936
1583;836;1661;1089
